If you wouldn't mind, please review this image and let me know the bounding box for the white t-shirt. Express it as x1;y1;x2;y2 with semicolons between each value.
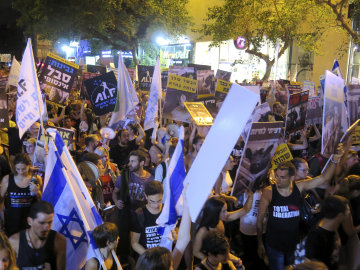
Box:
240;191;265;235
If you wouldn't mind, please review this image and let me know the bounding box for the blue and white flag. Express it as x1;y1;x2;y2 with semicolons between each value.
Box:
156;126;186;250
144;58;161;130
108;52;139;129
332;59;348;95
16;38;44;138
43;132;104;269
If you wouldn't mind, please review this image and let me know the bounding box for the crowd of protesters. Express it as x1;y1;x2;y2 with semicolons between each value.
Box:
0;65;360;270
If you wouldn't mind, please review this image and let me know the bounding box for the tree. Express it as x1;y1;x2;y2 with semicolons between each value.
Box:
315;0;360;45
200;0;336;80
12;0;190;64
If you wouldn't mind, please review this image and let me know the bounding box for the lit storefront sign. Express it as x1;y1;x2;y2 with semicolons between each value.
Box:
160;43;193;66
234;36;247;50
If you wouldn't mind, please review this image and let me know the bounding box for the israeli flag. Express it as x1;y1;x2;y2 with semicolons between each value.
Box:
332;59;348;95
43;132;103;269
156;126;186;250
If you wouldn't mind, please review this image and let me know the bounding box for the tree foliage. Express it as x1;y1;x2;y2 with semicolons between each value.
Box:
315;0;360;46
200;0;337;80
12;0;191;64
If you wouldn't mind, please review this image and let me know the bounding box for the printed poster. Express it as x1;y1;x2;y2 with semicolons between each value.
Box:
241;102;273;140
184;102;213;126
168;66;196;79
322;70;347;158
84;72;117;116
138;65;154;91
346;85;360;125
232;121;283;198
81;72;99;99
197;70;215;98
162;74;198;122
271;143;293;169
305;97;322;125
0;78;8;128
38;53;79;105
285;90;309;135
215;70;232;101
197;98;218;118
302;81;316;97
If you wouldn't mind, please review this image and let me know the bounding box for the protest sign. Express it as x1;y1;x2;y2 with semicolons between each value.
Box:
184;102;213;125
272;79;289;106
305;96;323;125
197;70;215;98
168;66;196;79
138;65;154;91
188;64;211;70
232;121;283;198
215;70;232;100
87;65;106;74
303;81;316;97
84;72;117;116
161;70;168;91
271;143;293;169
285;90;309;135
352;126;360;145
37;126;74;149
288;81;302;94
347;85;360;125
0;79;8;128
39;53;79;105
241;102;273;140
185;84;259;222
197;97;218;118
162;74;198;122
322;70;347;158
81;72;99;99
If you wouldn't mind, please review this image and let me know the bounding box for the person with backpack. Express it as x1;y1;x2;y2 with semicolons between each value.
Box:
131;181;164;256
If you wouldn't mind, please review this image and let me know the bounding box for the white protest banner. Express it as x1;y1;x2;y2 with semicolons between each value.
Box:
185;84;259;222
322;70;347;158
16;39;44;138
6;57;20;89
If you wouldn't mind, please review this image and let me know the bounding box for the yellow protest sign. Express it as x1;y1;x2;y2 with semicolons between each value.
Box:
47;52;79;69
271;143;293;169
216;79;232;94
167;74;198;94
352;126;360;145
184;102;213;126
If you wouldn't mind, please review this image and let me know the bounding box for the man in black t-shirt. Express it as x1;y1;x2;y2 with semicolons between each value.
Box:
110;129;138;170
131;181;163;255
305;195;350;270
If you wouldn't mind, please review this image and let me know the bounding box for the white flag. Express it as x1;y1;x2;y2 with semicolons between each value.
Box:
6;56;20;89
144;58;161;130
16;39;44;138
108;52;138;129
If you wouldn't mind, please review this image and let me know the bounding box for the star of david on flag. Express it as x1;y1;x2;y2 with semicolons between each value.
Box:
43;132;105;269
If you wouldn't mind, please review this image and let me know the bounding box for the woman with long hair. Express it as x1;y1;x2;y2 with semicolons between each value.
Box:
193;194;253;264
0;154;42;236
0;231;18;270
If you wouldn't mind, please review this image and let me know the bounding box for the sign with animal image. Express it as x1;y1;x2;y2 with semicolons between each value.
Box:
0;79;8;128
322;70;347;158
184;102;213;125
84;71;117;116
241;102;273;141
38;53;79;105
346;85;360;125
232;121;283;198
81;72;99;99
168;66;196;79
162;74;198;122
285;90;309;135
215;70;232;101
305;96;322;125
197;70;215;98
138;65;154;91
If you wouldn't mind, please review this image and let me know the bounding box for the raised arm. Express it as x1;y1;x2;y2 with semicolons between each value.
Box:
227;191;254;222
297;144;345;193
256;187;272;261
